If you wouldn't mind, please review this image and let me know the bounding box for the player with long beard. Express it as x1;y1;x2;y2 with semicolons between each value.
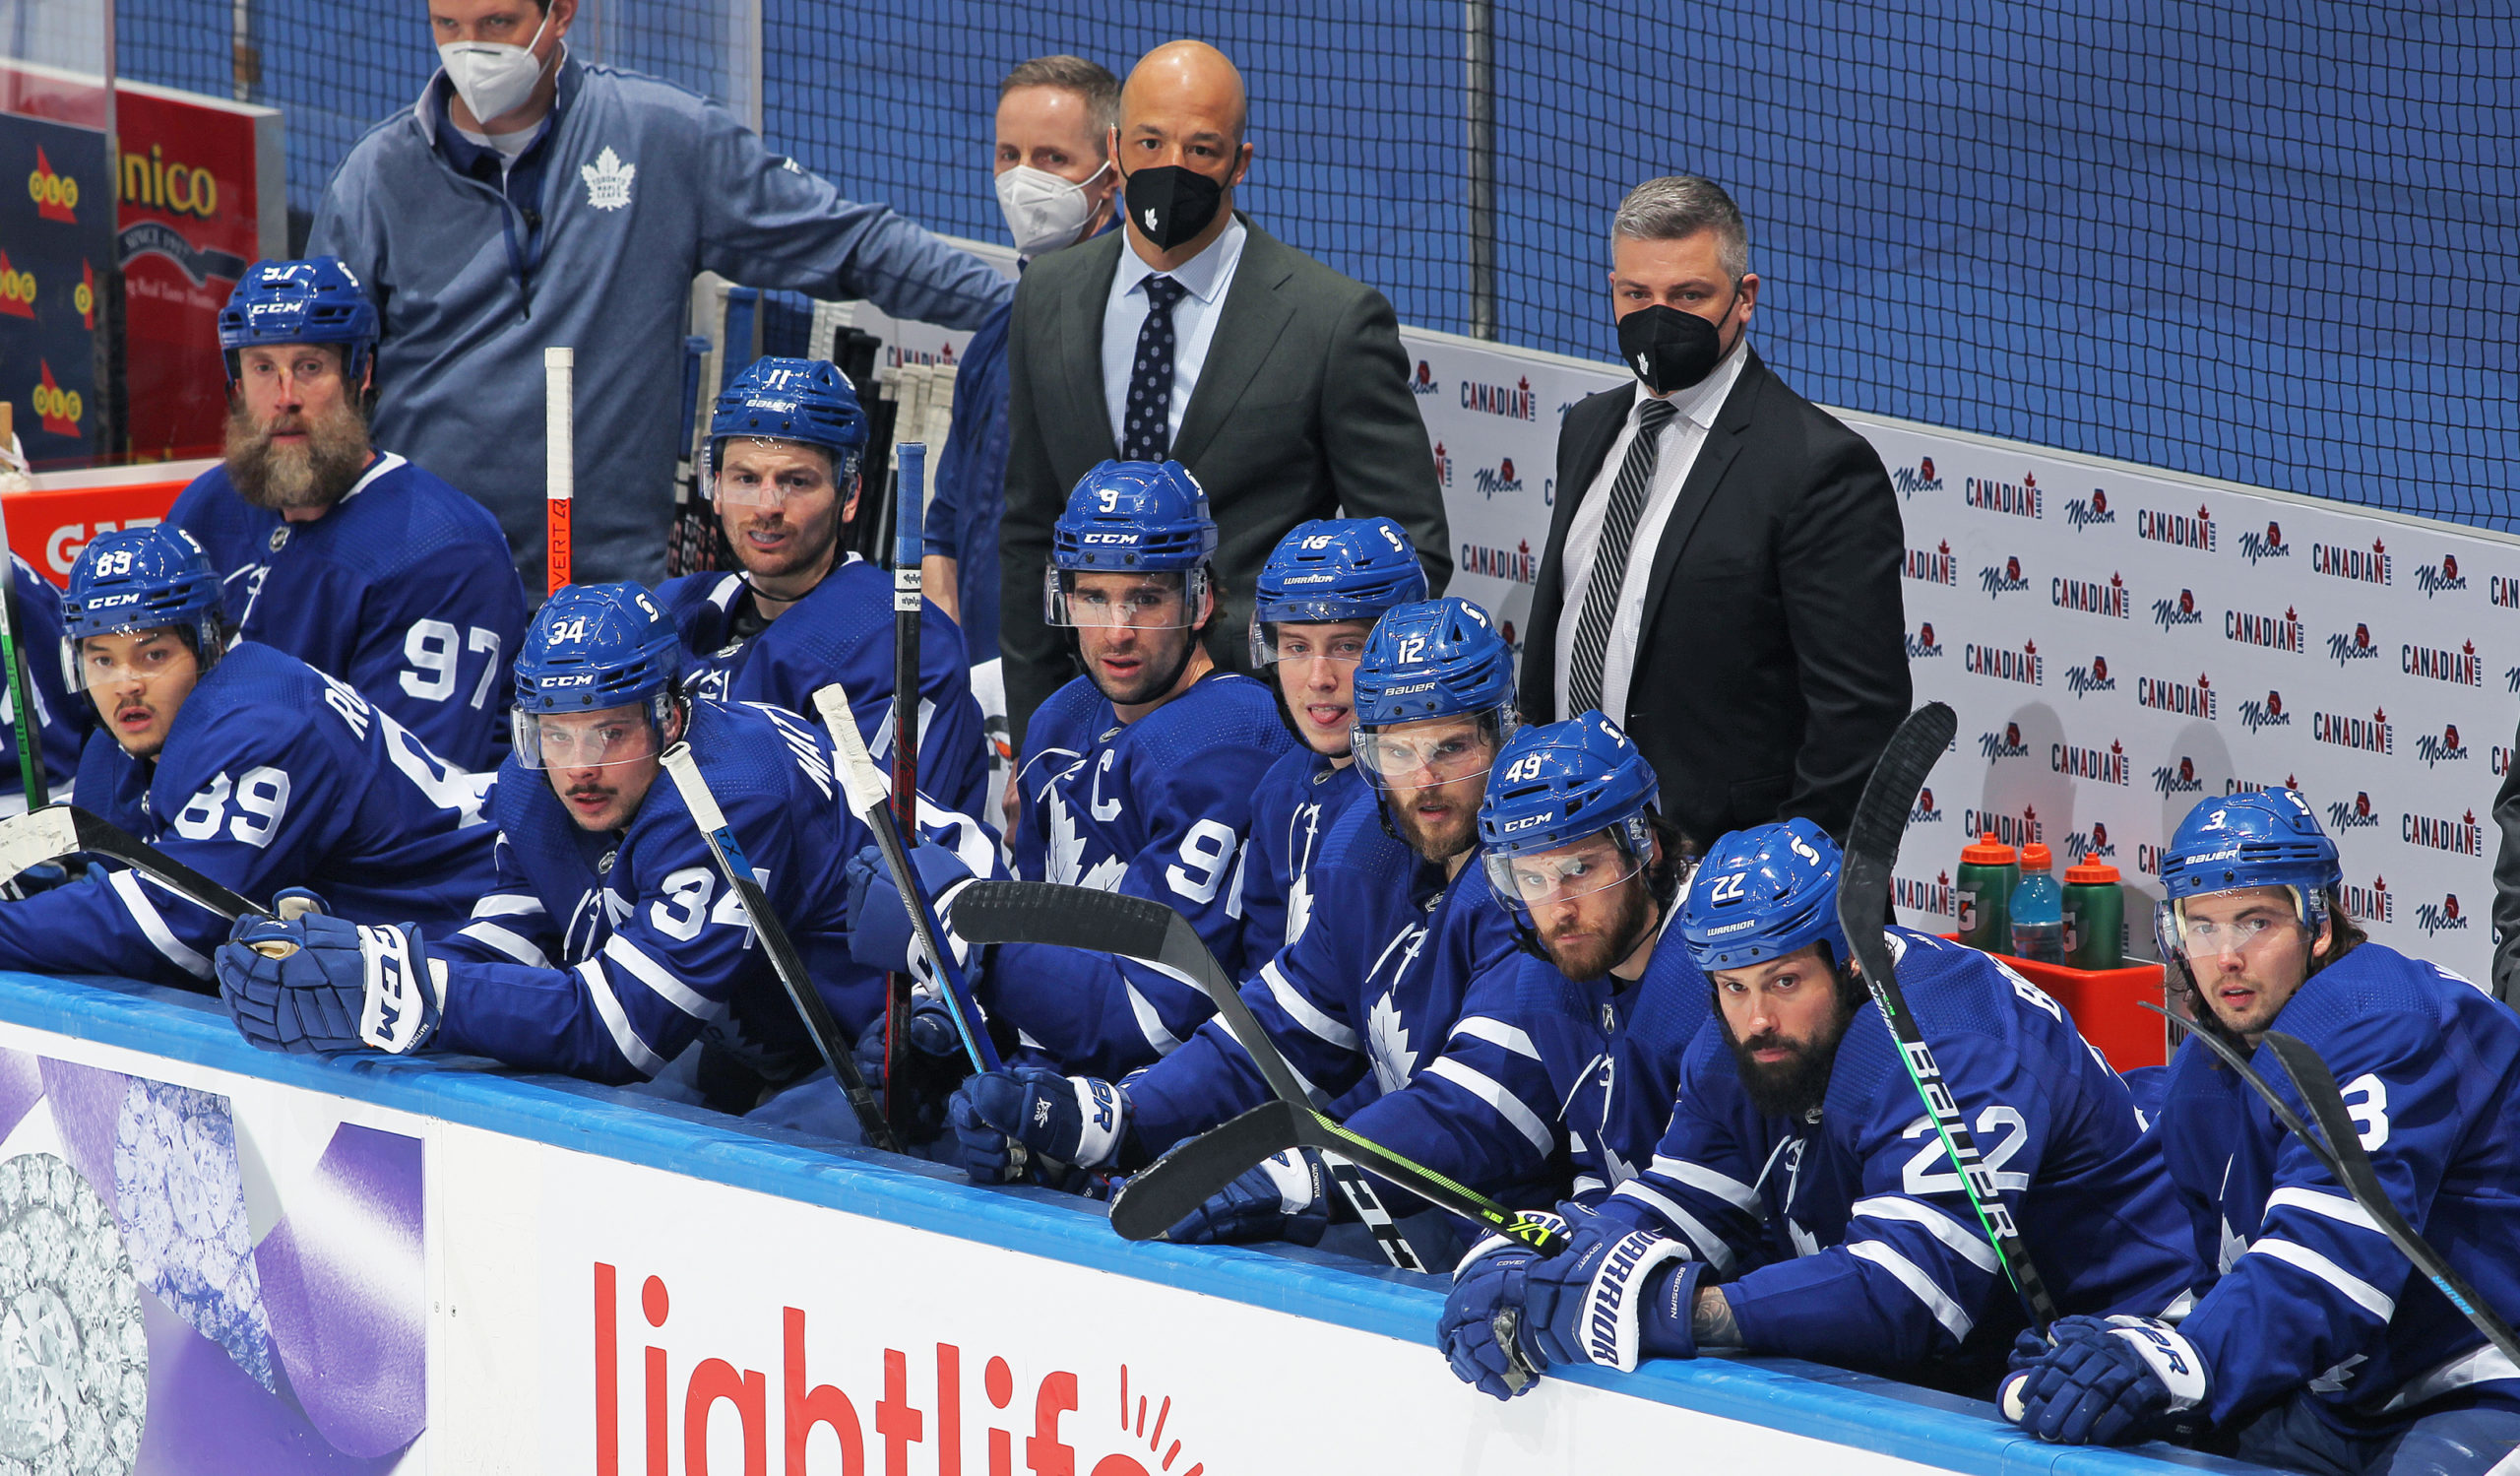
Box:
657;356;991;818
167;257;527;770
1443;818;2193;1395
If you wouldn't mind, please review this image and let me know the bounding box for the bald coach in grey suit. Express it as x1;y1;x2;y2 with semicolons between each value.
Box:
998;41;1448;747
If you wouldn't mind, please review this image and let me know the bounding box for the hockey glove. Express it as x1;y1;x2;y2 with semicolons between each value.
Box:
1165;1149;1330;1247
219;913;442;1057
844;843;978;981
1439;1209;1571;1400
1522;1220;1704;1371
2001;1315;2208;1446
947;1066;1127;1186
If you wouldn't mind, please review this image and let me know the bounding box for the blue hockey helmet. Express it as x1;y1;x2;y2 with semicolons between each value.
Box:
705;356;868;504
60;527;226;691
1478;711;1662;928
511;582;684;769
2155;790;2342;954
1046;460;1216;629
1248;517;1429;666
1349;597;1518;792
218;257;378;385
1678;818;1850;974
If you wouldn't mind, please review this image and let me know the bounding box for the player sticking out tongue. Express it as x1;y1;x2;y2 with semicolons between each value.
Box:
1349;597;1519;874
704;357;867;616
1248;517;1428;761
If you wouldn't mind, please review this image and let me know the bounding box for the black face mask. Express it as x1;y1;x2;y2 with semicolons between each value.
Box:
1616;294;1737;397
1123;163;1227;251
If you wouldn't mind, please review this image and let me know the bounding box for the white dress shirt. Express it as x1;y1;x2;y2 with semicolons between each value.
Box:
1101;217;1249;452
1553;338;1752;722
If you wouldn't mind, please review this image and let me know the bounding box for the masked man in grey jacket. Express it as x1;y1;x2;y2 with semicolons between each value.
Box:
310;0;1012;587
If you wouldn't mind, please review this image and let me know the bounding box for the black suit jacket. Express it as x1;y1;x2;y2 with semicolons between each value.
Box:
998;214;1450;746
1520;348;1911;847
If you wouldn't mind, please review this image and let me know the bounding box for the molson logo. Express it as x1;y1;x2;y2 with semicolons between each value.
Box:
2137;671;2216;720
1461;375;1536;419
2065;821;2115;860
28;147;80;223
1964;638;2042;685
2402;807;2481;856
2151;588;2204;630
0;250;32;319
1431;441;1452;487
119;142;219;220
1905;622;1943;660
2328;622;2380;667
1979;722;2031;761
2415;552;2467;598
2236;520;2291;564
1894;869;1955;916
2137;503;2215;551
2151;755;2206;797
2343;874;2393;925
1410;358;1440;396
1965;472;2042;518
1979;555;2031;599
1903;540;1956;585
1472;458;1523;496
1892;457;1943;497
2052;571;2128;619
2415;723;2469;769
2063;654;2114;699
1961;804;2040;848
2225;606;2301;654
2063;487;2115;531
2417;893;2469;936
1909;787;1944;825
2236;689;2290;734
2050;738;2129;786
2315;708;2393;755
2312;538;2391;585
2402;638;2481;686
1457;539;1537;585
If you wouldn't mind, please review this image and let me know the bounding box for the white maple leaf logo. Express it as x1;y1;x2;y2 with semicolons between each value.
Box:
1367;991;1417;1095
582;146;636;210
1044;783;1125;892
1284;874;1313;945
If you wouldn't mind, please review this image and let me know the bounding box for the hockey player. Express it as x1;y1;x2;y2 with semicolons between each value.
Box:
1442;818;2194;1395
657;356;991;819
0;528;497;988
1235;516;1427;967
893;461;1292;1079
945;597;1553;1253
2003;791;2520;1473
0;554;83;810
167;257;529;771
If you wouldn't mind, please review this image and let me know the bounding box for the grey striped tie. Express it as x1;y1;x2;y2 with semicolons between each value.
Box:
1566;396;1681;718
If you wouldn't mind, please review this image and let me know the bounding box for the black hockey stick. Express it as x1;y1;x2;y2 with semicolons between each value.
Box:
880;441;929;1130
0;803;264;924
660;744;901;1154
1836;701;2063;1332
952;881;1557;1263
2144;1003;2520;1369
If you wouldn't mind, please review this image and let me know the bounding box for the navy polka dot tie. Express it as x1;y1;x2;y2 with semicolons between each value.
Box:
1122;276;1189;462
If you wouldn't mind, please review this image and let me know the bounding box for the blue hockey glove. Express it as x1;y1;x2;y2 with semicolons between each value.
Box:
1438;1209;1571;1400
1521;1220;1704;1371
2002;1315;2208;1445
218;913;441;1057
271;885;329;920
947;1066;1128;1186
1165;1149;1329;1246
845;843;977;979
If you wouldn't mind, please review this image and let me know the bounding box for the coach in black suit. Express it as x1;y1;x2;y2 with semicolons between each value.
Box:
1520;176;1908;847
998;39;1448;749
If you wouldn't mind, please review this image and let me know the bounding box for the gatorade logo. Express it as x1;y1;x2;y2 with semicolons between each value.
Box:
28;147;80;222
32;361;82;435
0;252;32;318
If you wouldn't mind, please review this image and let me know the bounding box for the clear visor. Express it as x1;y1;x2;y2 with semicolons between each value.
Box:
1045;566;1207;629
1481;829;1645;914
66;629;198;695
512;706;666;770
2158;892;2310;958
1352;709;1511;792
1249;620;1372;669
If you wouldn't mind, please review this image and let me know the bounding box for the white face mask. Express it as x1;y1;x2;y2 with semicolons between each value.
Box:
439;8;553;127
994;160;1109;258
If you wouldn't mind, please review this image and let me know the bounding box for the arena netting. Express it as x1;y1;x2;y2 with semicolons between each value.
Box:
116;1;2518;526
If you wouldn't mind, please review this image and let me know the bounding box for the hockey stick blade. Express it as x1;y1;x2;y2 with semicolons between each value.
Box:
67;806;266;923
0;805;78;889
1109;1100;1306;1241
1835;703;2064;1330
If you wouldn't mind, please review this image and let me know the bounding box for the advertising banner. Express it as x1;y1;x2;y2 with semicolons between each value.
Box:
0;95;113;466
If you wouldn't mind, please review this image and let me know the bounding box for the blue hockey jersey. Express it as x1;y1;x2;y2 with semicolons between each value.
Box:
1601;931;2196;1373
986;670;1293;1078
656;560;991;820
2157;943;2520;1434
0;642;499;988
429;698;995;1088
0;554;83;811
1233;745;1369;974
1125;800;1554;1206
167;452;529;771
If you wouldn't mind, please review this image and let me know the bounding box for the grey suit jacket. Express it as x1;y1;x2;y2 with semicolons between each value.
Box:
998;214;1451;745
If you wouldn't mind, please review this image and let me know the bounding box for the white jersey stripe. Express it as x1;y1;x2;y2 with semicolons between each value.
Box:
1424;1057;1554;1155
1122;980;1187;1059
575;958;668;1076
2250;1237;2396;1320
106;869;212;979
1849;1240;1974;1342
1851;1195;2001;1274
469;892;545;919
1261;960;1360;1052
602;934;719;1020
1449;1014;1540;1059
1650;1155;1763;1215
1610;1177;1737;1274
2266;1186;2386;1237
2382;1342;2520;1415
455;921;550;968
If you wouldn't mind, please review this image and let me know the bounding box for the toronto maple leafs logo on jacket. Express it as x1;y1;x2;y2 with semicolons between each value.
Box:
581;146;635;210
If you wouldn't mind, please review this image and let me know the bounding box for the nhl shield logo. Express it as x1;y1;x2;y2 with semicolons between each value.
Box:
582;147;636;211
